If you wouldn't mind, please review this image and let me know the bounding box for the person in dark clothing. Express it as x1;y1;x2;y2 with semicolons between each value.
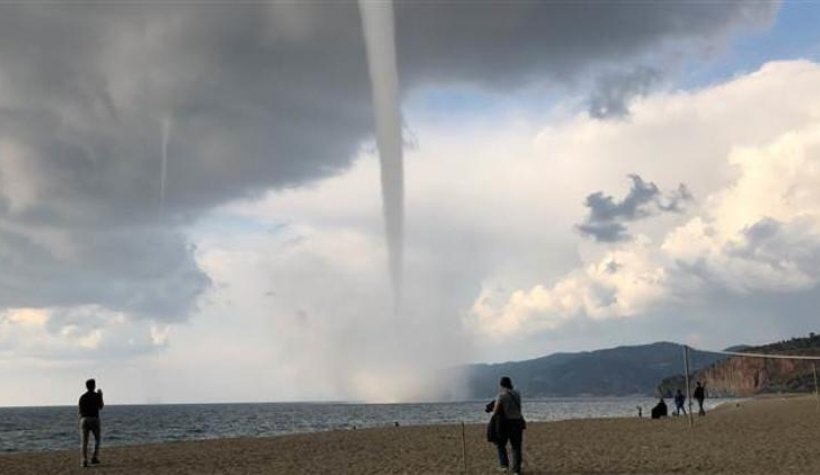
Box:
78;379;104;467
694;382;706;416
650;397;668;419
492;376;525;475
674;389;686;416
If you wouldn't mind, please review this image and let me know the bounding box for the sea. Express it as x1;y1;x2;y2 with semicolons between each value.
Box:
0;397;730;453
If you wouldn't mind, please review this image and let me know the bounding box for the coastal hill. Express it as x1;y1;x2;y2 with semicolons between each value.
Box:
461;342;726;398
659;333;820;397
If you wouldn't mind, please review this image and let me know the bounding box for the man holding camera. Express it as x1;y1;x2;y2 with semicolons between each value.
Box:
78;378;104;467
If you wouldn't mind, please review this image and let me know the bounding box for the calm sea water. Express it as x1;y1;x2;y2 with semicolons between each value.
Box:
0;397;729;453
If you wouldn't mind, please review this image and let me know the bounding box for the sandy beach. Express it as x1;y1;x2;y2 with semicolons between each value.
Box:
2;396;819;474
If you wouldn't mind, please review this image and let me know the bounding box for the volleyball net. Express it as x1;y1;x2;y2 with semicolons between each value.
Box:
668;343;820;426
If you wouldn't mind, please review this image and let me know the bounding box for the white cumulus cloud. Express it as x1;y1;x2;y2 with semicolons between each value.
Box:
471;61;820;342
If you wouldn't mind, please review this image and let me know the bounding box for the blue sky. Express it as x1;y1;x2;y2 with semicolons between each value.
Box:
681;0;820;88
408;1;820;124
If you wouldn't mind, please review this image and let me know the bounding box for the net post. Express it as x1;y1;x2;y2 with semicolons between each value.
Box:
683;344;693;428
461;421;468;473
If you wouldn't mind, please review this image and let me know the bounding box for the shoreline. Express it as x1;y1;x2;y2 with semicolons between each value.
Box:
0;395;737;455
2;395;819;473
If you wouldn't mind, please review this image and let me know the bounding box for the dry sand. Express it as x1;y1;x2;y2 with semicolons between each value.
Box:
2;396;820;474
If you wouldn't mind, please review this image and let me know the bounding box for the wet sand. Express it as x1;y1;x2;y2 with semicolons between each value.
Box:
2;395;819;474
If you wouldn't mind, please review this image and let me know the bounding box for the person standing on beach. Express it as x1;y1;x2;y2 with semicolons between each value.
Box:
694;382;706;416
492;376;525;475
78;378;104;467
674;389;686;416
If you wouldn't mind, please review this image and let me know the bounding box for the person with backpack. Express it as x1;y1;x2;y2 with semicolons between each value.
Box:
491;376;526;475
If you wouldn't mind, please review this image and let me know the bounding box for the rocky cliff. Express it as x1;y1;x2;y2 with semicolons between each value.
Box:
660;334;820;397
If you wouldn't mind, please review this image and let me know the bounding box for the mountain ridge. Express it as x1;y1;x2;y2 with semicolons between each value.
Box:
459;341;726;398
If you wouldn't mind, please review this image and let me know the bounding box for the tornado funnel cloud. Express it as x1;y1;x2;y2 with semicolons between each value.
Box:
160;117;172;215
359;0;404;310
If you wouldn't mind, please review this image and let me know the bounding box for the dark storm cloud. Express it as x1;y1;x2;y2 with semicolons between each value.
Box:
0;226;208;320
588;67;662;119
395;1;776;88
730;217;820;276
0;1;775;322
577;221;632;244
577;175;693;242
657;184;694;212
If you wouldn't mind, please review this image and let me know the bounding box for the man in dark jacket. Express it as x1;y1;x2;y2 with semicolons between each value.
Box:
674;389;686;416
79;378;104;467
694;382;706;415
